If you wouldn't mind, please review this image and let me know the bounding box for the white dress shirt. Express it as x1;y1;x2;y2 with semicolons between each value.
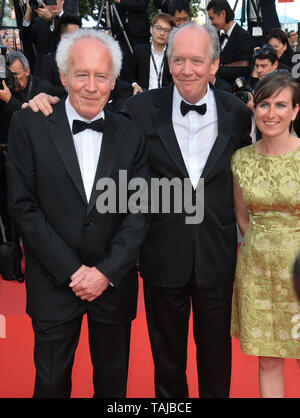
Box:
149;44;166;90
172;85;218;189
65;97;103;202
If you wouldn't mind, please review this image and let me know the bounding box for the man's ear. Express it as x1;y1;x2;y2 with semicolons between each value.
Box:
211;57;220;79
60;72;67;87
111;77;116;91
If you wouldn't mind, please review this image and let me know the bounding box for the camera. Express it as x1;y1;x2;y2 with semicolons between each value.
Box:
0;46;15;92
29;0;57;9
232;77;253;105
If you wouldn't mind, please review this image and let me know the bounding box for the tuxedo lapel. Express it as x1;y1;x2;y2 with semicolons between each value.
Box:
162;53;170;86
201;88;233;180
152;84;189;178
220;24;238;61
86;110;121;216
144;44;151;89
48;100;88;205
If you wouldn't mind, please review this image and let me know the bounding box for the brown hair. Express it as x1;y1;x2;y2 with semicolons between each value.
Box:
253;70;300;109
151;13;175;28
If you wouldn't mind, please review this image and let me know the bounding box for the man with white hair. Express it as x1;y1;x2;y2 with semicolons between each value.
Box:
7;28;150;398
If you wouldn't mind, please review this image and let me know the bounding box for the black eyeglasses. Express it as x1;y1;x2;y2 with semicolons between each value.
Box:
153;25;171;34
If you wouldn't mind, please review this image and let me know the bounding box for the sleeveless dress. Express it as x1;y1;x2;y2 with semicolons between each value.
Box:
231;143;300;358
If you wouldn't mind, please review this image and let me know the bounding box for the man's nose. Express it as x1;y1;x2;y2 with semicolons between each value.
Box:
182;60;193;74
86;77;97;91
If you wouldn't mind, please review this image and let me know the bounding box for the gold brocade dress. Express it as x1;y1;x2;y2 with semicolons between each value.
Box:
231;143;300;358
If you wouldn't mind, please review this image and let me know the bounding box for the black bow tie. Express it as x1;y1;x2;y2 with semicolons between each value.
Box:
219;33;229;44
72;118;105;135
180;101;207;117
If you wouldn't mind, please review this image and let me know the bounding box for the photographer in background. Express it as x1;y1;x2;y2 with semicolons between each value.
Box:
249;44;279;90
0;51;54;143
233;45;279;110
0;51;53;276
232;45;282;142
21;0;69;76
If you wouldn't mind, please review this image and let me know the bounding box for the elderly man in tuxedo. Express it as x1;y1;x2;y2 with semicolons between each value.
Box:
122;23;252;398
7;29;150;398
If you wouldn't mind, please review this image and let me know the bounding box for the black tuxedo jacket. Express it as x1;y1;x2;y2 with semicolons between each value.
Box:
123;83;252;288
7;100;150;322
218;23;253;84
123;43;172;90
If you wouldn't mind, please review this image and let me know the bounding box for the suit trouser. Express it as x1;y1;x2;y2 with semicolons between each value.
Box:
143;278;233;398
32;311;131;398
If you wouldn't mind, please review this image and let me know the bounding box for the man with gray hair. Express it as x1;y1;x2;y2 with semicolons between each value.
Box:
0;50;53;143
122;23;252;398
7;28;150;397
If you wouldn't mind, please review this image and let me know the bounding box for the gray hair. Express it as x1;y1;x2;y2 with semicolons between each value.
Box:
167;23;220;63
7;51;30;70
56;28;122;78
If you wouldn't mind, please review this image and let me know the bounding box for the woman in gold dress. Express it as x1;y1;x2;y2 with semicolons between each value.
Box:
231;71;300;397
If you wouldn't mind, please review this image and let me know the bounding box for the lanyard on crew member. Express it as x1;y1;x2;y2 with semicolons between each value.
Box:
150;49;166;89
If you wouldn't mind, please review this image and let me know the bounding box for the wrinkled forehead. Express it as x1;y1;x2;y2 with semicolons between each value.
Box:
171;26;210;55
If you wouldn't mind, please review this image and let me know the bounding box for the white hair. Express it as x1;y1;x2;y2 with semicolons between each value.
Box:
56;28;122;78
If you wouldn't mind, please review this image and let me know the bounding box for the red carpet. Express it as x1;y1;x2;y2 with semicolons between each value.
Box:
0;276;300;398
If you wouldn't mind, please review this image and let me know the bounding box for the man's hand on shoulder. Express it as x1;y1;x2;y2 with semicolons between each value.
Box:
22;92;60;115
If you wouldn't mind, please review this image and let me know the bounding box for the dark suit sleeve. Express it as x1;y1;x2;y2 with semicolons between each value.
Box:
95;125;150;287
122;46;139;85
2;96;22;115
7;111;82;285
40;54;55;85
